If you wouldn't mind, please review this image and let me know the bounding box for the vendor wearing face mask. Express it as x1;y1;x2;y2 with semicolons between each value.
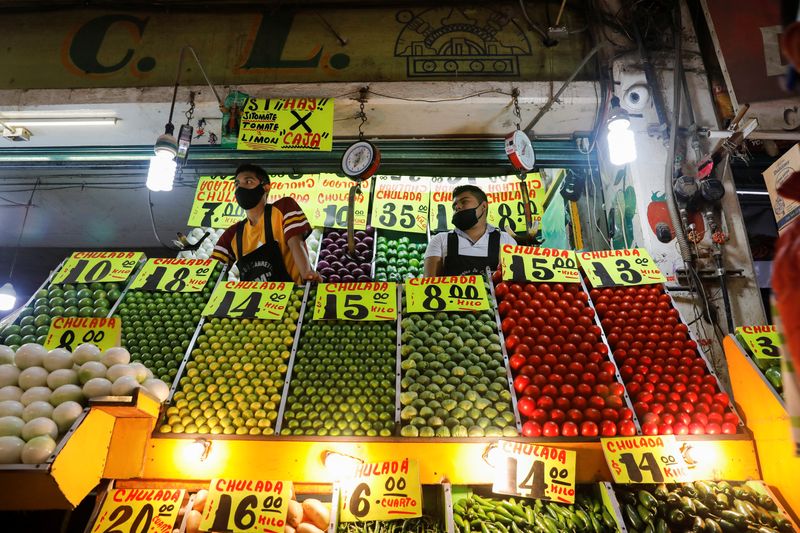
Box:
211;164;322;283
423;185;516;277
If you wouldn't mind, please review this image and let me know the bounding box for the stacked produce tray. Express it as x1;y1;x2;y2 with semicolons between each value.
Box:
374;229;428;282
317;228;376;283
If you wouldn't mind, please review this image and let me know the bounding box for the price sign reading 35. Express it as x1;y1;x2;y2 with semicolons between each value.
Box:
91;488;184;533
52;251;144;285
578;248;666;288
601;435;693;484
203;281;294;320
340;459;421;522
200;479;291;533
129;258;216;292
313;282;397;321
500;245;580;283
405;276;489;313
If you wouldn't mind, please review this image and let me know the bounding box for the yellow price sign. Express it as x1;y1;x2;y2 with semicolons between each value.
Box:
51;251;143;285
44;316;121;352
129;258;217;292
371;176;429;234
492;440;577;504
602;435;693;484
268;174;319;206
306;174;370;229
485;175;544;235
200;479;291;533
736;325;782;359
90;487;184;533
405;276;489;313
313;283;397;321
202;281;294;320
500;244;580;283
237;97;334;151
187;175;245;229
578;248;666;287
339;459;422;522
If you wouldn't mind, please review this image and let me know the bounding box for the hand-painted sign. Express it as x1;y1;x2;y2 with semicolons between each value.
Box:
237;98;333;151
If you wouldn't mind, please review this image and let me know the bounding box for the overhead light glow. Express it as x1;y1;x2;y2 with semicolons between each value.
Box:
146;131;178;192
0;118;118;127
0;283;16;312
606;96;637;166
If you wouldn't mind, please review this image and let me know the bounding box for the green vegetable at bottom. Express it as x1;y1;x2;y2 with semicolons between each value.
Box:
338;516;444;533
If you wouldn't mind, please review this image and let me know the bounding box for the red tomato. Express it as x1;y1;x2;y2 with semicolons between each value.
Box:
642;422;659;435
509;283;523;295
658;423;674;435
567;408;584;423
705;423;721;435
531;409;548;424
517;397;535;417
721;422;737;434
660;413;675;425
536;396;554;410
588;395;606;410
579;421;598;437
495;282;509;298
549;409;566;423
542;421;560;437
521;421;542;437
541;384;558;397
583;408;602;422
559;421;578;437
554;396;571;411
505;335;521;351
618;419;637;436
707;412;723;425
599;420;617;437
672;422;689;435
714;392;730;406
509;354;526;371
520;365;537;378
688;422;705;435
571;396;588;410
513;375;530;394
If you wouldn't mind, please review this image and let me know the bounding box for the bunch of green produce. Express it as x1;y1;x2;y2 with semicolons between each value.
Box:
116;262;223;383
338;516;444;533
452;491;617;533
615;481;794;533
374;233;427;282
281;289;396;436
0;282;123;349
159;287;303;436
734;333;783;398
399;305;517;438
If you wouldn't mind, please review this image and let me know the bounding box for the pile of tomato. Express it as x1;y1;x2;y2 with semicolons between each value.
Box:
589;283;740;435
495;280;637;438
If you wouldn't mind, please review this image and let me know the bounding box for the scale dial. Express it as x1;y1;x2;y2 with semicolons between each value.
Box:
342;140;381;180
505;130;535;171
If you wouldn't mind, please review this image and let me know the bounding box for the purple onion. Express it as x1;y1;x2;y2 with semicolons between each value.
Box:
363;236;374;247
355;231;367;240
331;261;344;270
342;275;356;282
357;275;372;282
355;242;369;253
327;231;340;240
316;260;330;270
328;274;341;283
352;268;365;277
320;267;335;277
335;238;347;247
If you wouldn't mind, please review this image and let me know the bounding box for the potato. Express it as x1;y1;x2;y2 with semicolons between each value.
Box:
192;489;208;512
287;499;304;528
296;523;325;533
285;526;296;533
301;499;330;530
185;509;202;533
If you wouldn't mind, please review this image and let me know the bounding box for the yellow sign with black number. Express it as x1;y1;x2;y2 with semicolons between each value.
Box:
202;281;294;320
602;435;693;484
405;276;489;313
90;488;185;533
736;325;782;359
268;174;319;206
129;258;216;292
485;174;544;235
306;174;370;230
200;479;291;533
313;282;397;321
578;248;666;287
187;175;245;229
237;97;334;151
339;459;422;522
51;251;143;285
371;176;430;234
44;316;121;352
492;440;577;504
500;244;580;283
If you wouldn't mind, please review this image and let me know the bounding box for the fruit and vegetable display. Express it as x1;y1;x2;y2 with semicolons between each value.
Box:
614;481;795;533
307;228;323;270
0;281;125;349
281;288;396;436
399;297;517;438
0;342;167;464
317;228;375;283
338;516;445;533
374;232;427;282
588;284;740;436
116;262;224;383
158;287;304;436
452;489;618;533
495;281;636;438
734;332;783;399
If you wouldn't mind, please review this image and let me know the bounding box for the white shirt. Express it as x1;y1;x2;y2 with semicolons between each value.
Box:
425;225;516;260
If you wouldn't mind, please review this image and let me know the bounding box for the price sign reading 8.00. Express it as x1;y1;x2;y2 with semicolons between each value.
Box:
313;282;397;321
340;459;422;522
129;258;216;292
404;276;490;313
202;281;294;320
601;435;693;484
90;488;184;533
200;479;291;533
578;248;666;288
44;317;121;352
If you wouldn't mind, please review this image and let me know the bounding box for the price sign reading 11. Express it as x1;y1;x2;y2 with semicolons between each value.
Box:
578;248;666;288
129;258;216;292
313;282;397;321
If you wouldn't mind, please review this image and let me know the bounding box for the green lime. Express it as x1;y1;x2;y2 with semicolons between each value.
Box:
2;325;20;337
63;290;77;300
20;325;36;337
35;289;48;299
34;298;48;308
90;282;104;291
92;290;107;300
19;315;35;327
35;335;47;345
4;334;22;345
78;297;94;308
48;296;65;307
50;306;65;317
33;305;50;317
20;335;36;344
107;289;121;301
93;307;107;318
76;289;93;299
33;314;51;328
64;306;79;317
35;325;50;337
93;298;110;309
48;287;64;298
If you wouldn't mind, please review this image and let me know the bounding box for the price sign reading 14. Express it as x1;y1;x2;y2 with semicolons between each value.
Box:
736;325;781;360
313;282;397;321
601;435;693;484
52;251;144;285
500;245;580;283
405;276;489;313
493;440;577;504
200;479;291;533
90;487;184;533
202;281;294;320
129;258;216;292
44;317;121;352
340;459;422;522
578;248;666;288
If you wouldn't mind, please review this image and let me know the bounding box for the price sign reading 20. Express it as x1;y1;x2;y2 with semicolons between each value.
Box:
129;258;216;292
313;282;397;321
90;488;184;533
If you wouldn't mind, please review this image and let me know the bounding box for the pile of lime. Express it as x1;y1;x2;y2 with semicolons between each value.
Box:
281;289;397;436
374;233;427;282
158;287;303;436
116;262;222;383
399;296;517;437
0;282;123;349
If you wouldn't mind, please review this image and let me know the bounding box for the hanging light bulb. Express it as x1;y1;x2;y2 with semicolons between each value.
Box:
0;282;16;312
606;96;637;166
146;126;178;192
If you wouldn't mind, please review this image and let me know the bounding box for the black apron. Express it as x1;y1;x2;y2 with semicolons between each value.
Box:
442;229;501;276
234;204;292;282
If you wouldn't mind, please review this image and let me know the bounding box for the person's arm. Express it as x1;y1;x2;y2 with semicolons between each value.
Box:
423;233;445;277
210;226;236;267
275;197;321;283
288;234;322;283
423;256;443;278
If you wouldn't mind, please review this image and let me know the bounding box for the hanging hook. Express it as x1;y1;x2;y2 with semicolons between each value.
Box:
356;86;369;140
511;88;522;131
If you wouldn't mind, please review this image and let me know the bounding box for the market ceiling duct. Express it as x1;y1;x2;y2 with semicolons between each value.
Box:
147;46;223;192
606;96;637;166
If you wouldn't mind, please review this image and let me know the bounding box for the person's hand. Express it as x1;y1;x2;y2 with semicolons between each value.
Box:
304;270;323;283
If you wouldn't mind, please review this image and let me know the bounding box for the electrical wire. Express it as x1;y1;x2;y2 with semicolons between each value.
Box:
585;151;612;249
518;0;553;44
364;89;514;104
6;178;38;281
147;189;185;250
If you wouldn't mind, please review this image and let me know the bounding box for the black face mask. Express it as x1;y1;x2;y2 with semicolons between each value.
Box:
235;185;265;210
452;205;484;231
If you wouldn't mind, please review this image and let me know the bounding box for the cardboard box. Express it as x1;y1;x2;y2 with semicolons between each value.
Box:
763;143;800;233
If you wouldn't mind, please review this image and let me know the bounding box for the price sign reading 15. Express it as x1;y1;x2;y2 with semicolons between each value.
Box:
313;283;397;321
129;258;216;292
202;281;294;320
90;488;184;533
601;435;692;484
52;252;144;285
500;245;580;283
578;248;666;288
404;276;489;313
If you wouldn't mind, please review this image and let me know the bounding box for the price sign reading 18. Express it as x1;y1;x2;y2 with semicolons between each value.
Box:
202;281;294;320
44;317;121;352
578;248;666;288
52;251;144;285
313;282;397;321
90;487;184;533
340;459;421;522
129;258;216;292
492;440;577;504
500;245;580;283
405;276;489;313
601;435;692;484
736;325;782;360
200;479;291;533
